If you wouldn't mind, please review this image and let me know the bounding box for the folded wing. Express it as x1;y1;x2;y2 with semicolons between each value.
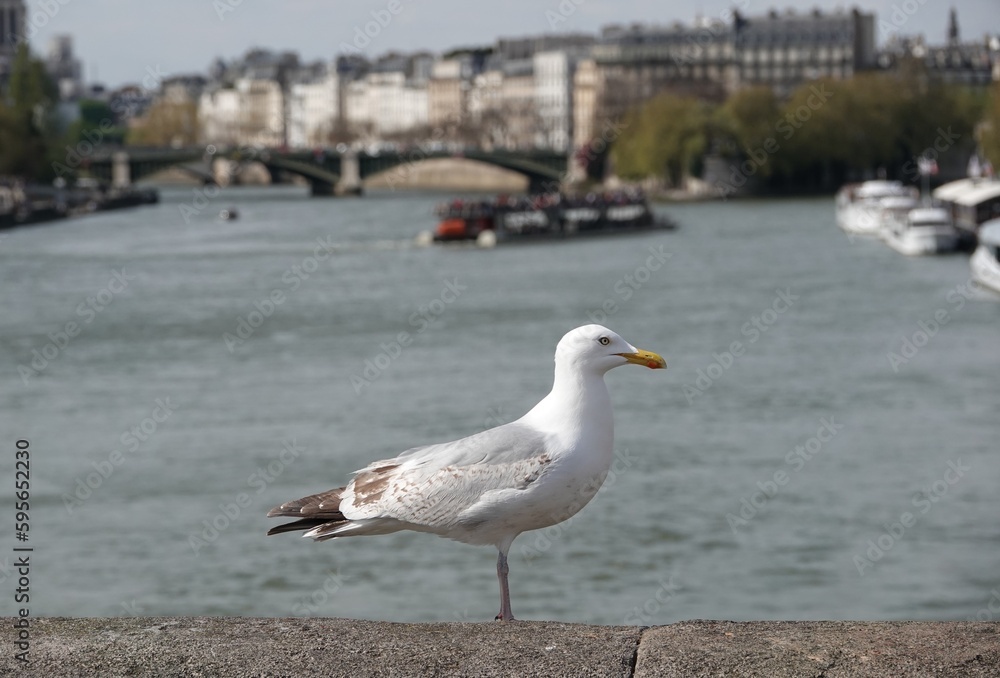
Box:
267;422;555;540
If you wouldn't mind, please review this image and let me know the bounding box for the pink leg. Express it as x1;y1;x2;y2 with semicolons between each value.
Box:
494;549;516;621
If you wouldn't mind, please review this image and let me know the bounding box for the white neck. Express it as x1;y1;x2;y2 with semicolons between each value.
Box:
521;360;615;453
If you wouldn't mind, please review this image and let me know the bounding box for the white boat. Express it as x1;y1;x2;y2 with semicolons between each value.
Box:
836;180;919;236
877;194;919;231
971;219;1000;295
881;205;959;256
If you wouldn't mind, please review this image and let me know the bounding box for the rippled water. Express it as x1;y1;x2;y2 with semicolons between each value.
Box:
2;185;998;624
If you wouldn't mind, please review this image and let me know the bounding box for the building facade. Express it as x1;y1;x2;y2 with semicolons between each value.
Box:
734;8;876;93
288;67;339;148
534;50;577;152
498;62;538;150
587;8;876;143
428;57;469;129
590;19;734;128
877;10;999;87
199;77;285;147
572;58;599;152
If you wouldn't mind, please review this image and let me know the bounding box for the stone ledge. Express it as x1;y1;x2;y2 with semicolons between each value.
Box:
2;618;997;677
636;621;999;677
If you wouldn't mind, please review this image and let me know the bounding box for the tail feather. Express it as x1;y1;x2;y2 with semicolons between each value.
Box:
266;518;349;537
267;487;403;541
304;517;404;541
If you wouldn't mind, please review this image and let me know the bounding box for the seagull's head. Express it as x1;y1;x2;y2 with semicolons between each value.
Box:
555;324;667;375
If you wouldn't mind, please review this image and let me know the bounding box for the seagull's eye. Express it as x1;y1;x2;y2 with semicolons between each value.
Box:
598;337;610;346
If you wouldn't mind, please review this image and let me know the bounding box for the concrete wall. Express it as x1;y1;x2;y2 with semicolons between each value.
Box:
3;618;997;676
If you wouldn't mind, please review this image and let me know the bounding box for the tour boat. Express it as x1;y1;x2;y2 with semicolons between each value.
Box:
971;219;1000;295
835;180;919;236
424;191;675;247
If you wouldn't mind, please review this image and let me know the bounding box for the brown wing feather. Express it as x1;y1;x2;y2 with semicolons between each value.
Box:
266;487;346;536
267;488;344;518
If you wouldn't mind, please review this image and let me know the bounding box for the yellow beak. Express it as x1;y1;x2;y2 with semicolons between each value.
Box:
617;348;667;370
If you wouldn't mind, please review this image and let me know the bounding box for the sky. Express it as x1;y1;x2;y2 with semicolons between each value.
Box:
22;0;1000;88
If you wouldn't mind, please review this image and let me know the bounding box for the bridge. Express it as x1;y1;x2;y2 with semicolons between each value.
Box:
85;147;570;196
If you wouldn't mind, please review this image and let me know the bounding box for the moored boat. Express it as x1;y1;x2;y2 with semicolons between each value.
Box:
881;205;959;256
836;180;918;236
971;219;1000;295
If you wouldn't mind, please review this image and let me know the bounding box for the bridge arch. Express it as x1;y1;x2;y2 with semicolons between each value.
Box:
86;148;568;196
358;150;565;193
362;156;530;192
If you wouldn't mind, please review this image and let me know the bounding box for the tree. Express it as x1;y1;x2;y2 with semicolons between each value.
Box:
0;44;59;180
981;83;1000;170
7;44;58;115
126;99;198;147
882;65;984;178
612;93;710;186
65;99;126;147
719;86;783;178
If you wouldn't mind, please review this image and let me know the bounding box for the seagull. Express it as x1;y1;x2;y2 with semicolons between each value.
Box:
267;324;666;621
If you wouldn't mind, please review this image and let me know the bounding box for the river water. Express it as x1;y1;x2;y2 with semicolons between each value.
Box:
2;185;998;624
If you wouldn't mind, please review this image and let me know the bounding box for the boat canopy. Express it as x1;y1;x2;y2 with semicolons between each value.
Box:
953;182;1000;207
979;219;1000;246
932;178;987;203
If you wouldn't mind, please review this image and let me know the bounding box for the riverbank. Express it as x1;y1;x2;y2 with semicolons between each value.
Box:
0;184;159;230
4;618;997;676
